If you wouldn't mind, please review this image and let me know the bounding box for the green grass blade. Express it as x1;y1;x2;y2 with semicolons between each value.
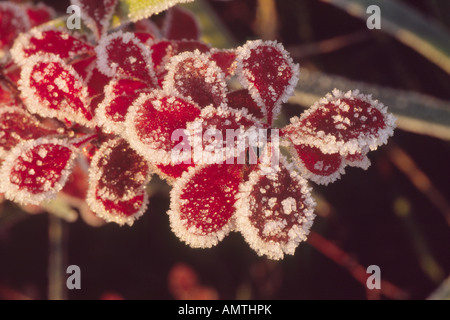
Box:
117;0;194;22
320;0;450;75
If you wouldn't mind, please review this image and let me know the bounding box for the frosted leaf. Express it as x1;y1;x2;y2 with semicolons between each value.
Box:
184;105;260;165
134;31;157;46
0;107;58;158
235;159;315;260
96;78;150;134
19;54;93;127
210;49;237;77
71;56;97;82
88;138;151;202
155;162;195;183
151;40;211;86
289;143;346;185
236;40;299;125
163;51;227;108
96;31;156;85
283;90;397;156
168;163;242;248
162;6;200;40
124;92;201;165
25;3;56;27
86;66;113;97
0;2;30;57
345;151;371;170
0;137;76;205
134;19;162;40
11;26;94;66
87;188;149;226
70;0;118;39
227;89;265;120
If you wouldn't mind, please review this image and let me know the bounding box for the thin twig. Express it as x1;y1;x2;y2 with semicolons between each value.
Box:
307;231;409;300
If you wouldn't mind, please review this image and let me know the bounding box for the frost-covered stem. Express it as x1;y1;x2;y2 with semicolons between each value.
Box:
48;214;68;300
307;231;409;300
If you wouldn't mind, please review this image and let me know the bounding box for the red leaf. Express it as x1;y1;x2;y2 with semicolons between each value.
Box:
71;0;118;39
71;55;97;81
0;138;76;205
156;162;195;182
345;151;371;170
0;3;30;54
25;3;56;27
210;49;237;77
90;189;149;226
134;31;156;45
0;107;58;157
164;52;227;108
227;89;265;120
86;66;113;97
282;90;397;156
168;163;243;248
125;92;201;165
235;160;315;260
134;19;162;39
184;105;260;165
87;138;151;226
151;40;211;86
96;78;150;133
19;54;93;126
290;143;345;185
162;6;200;40
236;40;299;125
11;27;94;66
96;31;156;84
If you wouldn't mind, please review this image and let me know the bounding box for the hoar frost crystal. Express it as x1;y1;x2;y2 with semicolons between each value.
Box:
0;0;396;260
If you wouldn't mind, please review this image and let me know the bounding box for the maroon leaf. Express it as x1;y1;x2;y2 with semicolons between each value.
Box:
184;105;260;165
162;6;200;40
0;3;30;54
71;0;118;39
87;138;151;226
25;3;56;27
290;143;345;185
125;91;201;165
236;40;299;125
235;159;315;260
19;54;93;126
11;27;94;66
96;31;156;85
227;89;265;120
164;52;227;108
282;89;397;156
210;49;237;77
0;137;76;205
0;107;58;157
96;78;150;133
168;163;243;248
